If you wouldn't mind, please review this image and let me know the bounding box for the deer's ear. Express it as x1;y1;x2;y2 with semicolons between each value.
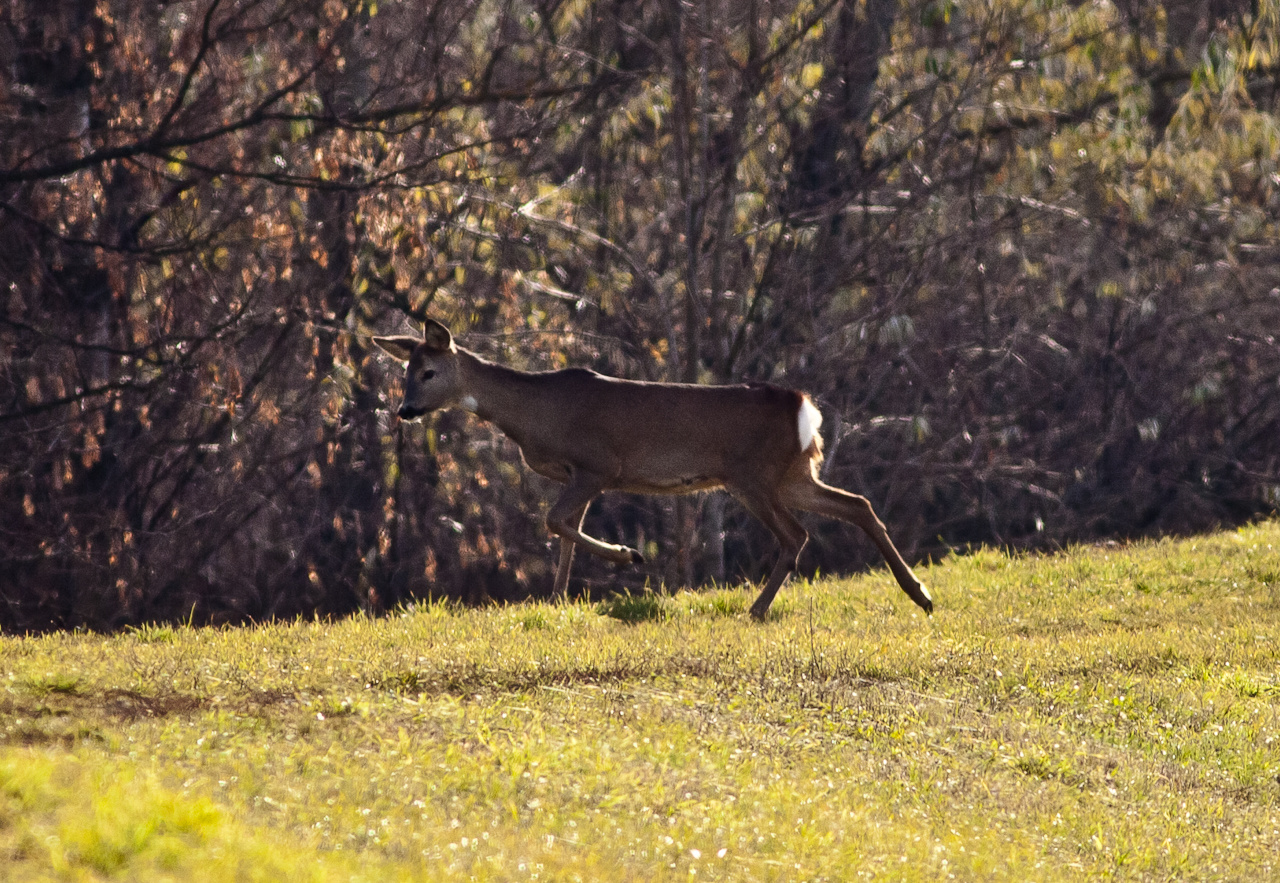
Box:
373;335;419;362
421;319;455;353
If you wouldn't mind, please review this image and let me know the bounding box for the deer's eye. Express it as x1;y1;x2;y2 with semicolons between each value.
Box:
421;369;436;381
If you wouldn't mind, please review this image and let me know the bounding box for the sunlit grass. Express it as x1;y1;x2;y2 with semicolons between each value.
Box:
3;521;1280;880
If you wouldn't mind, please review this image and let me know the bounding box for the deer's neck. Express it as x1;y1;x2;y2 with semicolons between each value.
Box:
456;349;544;440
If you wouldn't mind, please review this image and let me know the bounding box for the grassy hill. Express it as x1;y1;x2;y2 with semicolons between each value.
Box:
3;522;1279;881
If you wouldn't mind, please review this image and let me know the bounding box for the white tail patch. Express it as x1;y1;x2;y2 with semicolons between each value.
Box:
797;397;823;453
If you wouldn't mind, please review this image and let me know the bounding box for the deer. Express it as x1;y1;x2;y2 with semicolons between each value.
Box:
374;320;933;620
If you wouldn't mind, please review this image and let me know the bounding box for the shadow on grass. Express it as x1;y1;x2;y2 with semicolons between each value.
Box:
596;591;666;624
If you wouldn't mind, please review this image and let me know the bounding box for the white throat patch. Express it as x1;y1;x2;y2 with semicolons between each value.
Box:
460;394;479;413
797;397;823;452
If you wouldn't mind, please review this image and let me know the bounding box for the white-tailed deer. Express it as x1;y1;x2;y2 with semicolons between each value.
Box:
375;320;932;620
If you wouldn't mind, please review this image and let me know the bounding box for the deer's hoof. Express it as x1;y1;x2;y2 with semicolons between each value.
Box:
629;549;645;565
914;583;934;615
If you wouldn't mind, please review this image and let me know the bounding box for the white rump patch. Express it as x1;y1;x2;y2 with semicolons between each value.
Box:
797;397;823;452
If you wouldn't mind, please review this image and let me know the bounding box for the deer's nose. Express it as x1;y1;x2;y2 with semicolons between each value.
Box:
397;404;427;421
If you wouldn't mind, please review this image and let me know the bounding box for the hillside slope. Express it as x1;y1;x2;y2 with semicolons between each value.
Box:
3;522;1279;880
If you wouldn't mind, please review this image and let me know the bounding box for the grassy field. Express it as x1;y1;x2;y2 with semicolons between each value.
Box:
3;522;1280;881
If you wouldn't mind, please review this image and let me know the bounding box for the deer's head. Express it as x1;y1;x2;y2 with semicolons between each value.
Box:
374;320;461;420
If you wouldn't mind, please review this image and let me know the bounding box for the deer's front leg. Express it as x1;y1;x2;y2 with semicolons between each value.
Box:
546;475;645;566
552;507;586;600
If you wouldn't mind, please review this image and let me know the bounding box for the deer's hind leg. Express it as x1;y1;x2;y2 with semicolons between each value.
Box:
729;488;810;621
783;477;933;614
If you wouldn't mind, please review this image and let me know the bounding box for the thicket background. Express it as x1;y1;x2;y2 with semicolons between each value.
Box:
2;0;1278;631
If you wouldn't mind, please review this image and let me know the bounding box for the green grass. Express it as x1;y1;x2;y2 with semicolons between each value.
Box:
3;522;1280;881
